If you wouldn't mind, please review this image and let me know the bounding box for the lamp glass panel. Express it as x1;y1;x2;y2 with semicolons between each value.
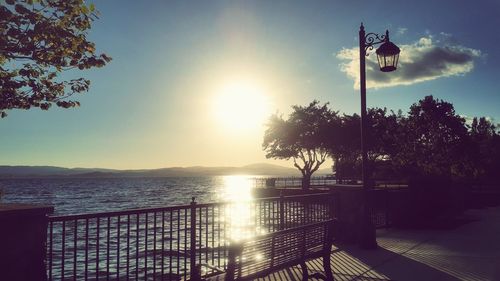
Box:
385;54;395;67
377;53;385;69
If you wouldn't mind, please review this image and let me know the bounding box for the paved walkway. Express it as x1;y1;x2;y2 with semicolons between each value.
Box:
256;206;500;281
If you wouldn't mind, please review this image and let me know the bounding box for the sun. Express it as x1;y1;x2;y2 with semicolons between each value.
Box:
213;80;271;133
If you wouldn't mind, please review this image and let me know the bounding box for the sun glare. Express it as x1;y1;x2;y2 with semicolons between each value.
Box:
213;80;271;132
219;175;256;241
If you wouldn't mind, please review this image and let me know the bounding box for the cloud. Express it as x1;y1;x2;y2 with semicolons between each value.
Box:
336;34;483;89
397;27;408;35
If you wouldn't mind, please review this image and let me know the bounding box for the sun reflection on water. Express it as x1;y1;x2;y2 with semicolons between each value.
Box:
218;175;257;242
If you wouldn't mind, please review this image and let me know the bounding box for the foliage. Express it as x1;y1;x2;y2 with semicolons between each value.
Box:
333;96;498;182
394;96;468;178
328;108;401;181
468;117;500;181
263;100;338;189
0;0;111;117
265;96;499;185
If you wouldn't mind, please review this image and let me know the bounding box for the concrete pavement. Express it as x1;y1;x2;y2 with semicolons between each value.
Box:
336;206;500;280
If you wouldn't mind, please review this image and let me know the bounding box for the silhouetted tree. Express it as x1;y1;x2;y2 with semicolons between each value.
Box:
393;96;468;179
329;113;360;182
469;117;500;181
263;101;338;190
0;0;111;117
328;108;401;182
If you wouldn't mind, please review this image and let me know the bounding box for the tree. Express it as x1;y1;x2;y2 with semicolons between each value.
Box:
329;113;360;182
0;0;111;117
393;95;468;179
469;117;500;181
263;101;337;190
328;108;401;182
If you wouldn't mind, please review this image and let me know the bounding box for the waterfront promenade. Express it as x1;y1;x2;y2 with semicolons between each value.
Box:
251;206;500;281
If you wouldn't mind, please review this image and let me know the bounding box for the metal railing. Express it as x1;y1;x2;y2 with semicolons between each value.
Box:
46;193;336;281
253;176;337;189
253;176;407;190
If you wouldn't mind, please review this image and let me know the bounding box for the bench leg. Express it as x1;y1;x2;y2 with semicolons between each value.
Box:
300;262;309;281
323;254;334;281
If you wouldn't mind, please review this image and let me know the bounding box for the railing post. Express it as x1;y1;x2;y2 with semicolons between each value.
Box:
328;190;335;220
385;189;391;228
189;197;200;281
0;204;53;281
279;192;285;230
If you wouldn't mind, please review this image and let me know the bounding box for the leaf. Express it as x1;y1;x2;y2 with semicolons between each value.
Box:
0;0;109;117
14;4;30;14
81;5;89;15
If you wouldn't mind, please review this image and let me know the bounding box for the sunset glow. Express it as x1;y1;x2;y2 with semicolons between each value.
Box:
212;80;271;133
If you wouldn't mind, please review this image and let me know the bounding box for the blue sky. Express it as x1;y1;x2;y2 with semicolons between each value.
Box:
1;0;499;169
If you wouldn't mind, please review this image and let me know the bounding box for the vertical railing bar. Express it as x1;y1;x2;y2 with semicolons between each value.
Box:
145;212;149;280
96;218;100;281
268;201;272;232
316;199;319;221
292;199;296;225
184;206;188;280
279;193;284;231
286;198;290;228
217;206;221;268
211;206;214;266
176;210;180;278
126;214;130;281
62;220;66;281
223;205;227;269
48;221;53;281
106;216;111;281
205;206;208;264
135;214;139;281
254;201;258;233
117;215;121;281
286;199;290;225
386;190;390;227
273;200;276;232
169;211;173;279
161;211;165;281
73;219;78;281
198;207;202;263
270;201;274;232
313;202;316;222
84;218;89;281
190;197;198;280
153;211;157;281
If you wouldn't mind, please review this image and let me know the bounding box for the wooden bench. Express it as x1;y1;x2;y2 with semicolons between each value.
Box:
198;219;336;281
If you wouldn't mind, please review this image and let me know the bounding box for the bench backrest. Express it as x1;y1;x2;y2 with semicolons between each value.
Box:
226;219;335;281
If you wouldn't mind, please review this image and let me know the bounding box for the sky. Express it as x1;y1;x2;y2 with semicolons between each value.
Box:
1;0;499;169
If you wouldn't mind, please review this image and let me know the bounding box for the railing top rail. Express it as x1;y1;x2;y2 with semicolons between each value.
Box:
253;175;335;180
48;203;192;221
48;192;335;221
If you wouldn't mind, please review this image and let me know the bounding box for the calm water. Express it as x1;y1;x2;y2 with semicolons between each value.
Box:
0;176;258;215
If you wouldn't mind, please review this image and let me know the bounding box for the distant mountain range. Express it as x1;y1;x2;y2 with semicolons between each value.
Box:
0;163;332;178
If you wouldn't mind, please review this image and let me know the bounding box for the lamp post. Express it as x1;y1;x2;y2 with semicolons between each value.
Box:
358;23;400;249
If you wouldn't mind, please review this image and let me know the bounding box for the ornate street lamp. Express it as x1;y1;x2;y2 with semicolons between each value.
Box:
358;23;400;249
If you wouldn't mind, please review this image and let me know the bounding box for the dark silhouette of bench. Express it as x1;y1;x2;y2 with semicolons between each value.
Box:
200;219;336;281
